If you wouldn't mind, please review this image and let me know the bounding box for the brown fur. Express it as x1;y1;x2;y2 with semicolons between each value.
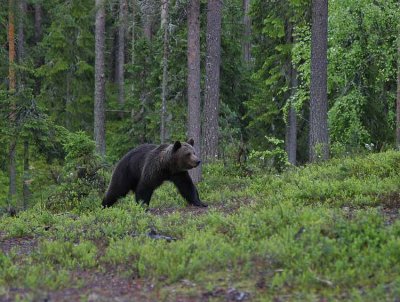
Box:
102;139;207;208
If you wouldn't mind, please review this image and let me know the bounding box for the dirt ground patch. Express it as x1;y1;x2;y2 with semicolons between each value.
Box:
0;231;38;256
380;192;400;225
1;270;154;302
341;192;400;225
1;269;251;302
149;197;254;217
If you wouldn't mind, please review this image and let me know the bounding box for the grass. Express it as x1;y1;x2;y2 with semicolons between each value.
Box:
1;151;400;301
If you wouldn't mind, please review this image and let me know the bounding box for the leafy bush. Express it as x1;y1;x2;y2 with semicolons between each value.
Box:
247;136;289;172
43;131;107;212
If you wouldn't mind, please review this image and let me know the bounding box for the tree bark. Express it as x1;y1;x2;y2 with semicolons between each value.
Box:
130;0;136;98
8;0;17;207
18;0;30;209
187;0;201;183
286;69;298;166
8;1;16;94
34;3;43;95
116;0;127;118
203;0;222;162
140;0;156;41
242;0;251;63
17;0;26;64
94;0;106;156
396;32;400;150
309;0;329;162
160;0;169;143
23;140;30;209
34;3;42;42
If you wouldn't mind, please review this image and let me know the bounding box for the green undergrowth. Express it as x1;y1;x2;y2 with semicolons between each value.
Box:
250;151;400;208
1;151;400;301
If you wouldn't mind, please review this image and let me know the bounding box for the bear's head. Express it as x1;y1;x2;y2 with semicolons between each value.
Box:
171;139;201;171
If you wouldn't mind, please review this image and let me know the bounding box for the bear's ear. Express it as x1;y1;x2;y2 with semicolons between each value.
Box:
187;138;194;146
172;141;182;152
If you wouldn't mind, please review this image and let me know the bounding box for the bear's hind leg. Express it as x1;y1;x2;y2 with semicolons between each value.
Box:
102;183;131;208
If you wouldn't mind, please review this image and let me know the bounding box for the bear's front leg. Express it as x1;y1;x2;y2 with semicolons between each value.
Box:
170;172;208;207
135;184;154;207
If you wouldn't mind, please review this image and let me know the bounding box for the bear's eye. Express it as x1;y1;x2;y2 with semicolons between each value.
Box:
186;153;191;157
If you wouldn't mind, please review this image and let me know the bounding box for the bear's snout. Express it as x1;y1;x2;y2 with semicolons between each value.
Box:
188;158;201;169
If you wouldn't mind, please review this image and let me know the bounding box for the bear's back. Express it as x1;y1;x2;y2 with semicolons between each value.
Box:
122;144;158;168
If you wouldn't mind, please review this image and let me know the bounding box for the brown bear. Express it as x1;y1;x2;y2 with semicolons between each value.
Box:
102;139;207;208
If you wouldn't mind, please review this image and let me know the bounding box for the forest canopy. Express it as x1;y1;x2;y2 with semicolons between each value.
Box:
0;0;399;209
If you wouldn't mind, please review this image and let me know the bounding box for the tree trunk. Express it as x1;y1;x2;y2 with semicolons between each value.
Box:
309;0;329;162
396;33;400;150
203;0;222;162
94;0;106;156
17;0;26;66
130;0;136;95
242;0;251;63
22;140;30;209
8;0;17;208
34;3;42;42
187;0;201;183
18;0;30;209
160;0;169;143
286;71;297;166
116;0;127;118
34;3;43;95
140;0;156;41
8;0;16;95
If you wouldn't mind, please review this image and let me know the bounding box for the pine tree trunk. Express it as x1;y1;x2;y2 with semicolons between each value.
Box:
242;0;251;63
8;0;16;95
94;0;106;156
8;0;17;208
141;0;156;41
116;0;127;118
203;0;222;162
187;0;201;183
309;0;329;162
160;0;169;143
34;3;42;95
396;34;400;150
131;0;135;95
18;0;30;209
34;4;42;42
23;141;30;209
286;75;297;166
17;0;26;66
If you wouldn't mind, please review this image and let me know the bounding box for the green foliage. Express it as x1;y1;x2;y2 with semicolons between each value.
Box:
329;90;370;150
328;0;399;150
246;0;310;152
2;152;400;300
36;240;98;268
250;0;399;160
291;24;311;110
63;131;100;174
248;136;289;172
37;0;95;131
2;0;400;298
43;131;106;212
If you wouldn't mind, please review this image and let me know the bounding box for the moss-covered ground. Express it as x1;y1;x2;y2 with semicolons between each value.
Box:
2;151;400;301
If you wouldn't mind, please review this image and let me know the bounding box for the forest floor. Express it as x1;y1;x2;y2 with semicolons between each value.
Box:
2;151;400;301
0;201;255;302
